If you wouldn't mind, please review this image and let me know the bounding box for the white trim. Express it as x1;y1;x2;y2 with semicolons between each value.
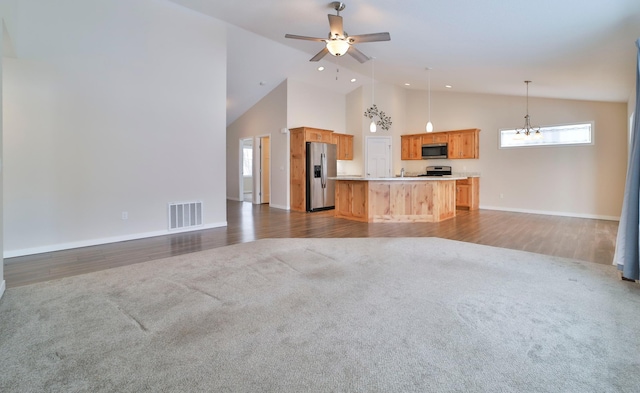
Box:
479;205;619;221
0;280;5;300
227;196;243;202
3;222;227;258
269;203;289;210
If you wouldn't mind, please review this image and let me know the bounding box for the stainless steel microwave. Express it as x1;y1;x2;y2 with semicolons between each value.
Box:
421;143;448;159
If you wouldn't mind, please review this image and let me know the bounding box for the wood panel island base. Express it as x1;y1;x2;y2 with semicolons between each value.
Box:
334;177;465;223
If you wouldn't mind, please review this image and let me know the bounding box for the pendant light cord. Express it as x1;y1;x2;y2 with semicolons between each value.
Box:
371;58;375;105
428;68;431;122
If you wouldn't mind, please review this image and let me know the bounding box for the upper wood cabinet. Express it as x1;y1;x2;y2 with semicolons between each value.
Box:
332;133;354;160
401;128;480;160
422;132;449;144
401;134;423;160
304;128;333;143
448;129;480;159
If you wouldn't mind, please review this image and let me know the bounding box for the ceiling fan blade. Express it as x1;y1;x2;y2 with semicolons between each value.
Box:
349;32;391;43
310;47;329;62
285;34;326;42
347;46;370;63
328;14;344;37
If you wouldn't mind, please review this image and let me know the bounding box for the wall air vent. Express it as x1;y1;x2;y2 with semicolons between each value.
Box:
168;201;203;231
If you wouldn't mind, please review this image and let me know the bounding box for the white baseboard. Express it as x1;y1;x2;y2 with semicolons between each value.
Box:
227;196;243;202
0;280;5;300
269;203;289;210
479;205;620;221
3;221;228;259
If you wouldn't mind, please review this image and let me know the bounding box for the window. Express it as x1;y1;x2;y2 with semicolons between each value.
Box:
499;122;593;148
242;145;252;176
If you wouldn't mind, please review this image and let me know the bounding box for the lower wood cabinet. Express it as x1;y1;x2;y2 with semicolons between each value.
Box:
336;180;368;221
456;177;479;210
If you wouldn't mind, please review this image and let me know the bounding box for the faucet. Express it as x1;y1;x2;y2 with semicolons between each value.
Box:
400;168;405;177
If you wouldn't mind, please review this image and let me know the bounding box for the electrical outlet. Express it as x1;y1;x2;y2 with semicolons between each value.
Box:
121;211;128;220
500;193;504;199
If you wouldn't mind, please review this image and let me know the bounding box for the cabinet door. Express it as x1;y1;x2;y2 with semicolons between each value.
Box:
290;129;307;211
423;133;448;144
401;135;411;160
409;136;422;159
305;129;332;142
448;129;479;159
333;133;354;160
448;133;461;159
456;184;470;207
459;131;477;159
341;134;353;160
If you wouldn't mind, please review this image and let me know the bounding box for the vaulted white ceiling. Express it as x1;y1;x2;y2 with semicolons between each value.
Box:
170;0;640;125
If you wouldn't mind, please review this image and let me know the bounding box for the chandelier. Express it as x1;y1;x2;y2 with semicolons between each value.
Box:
515;80;542;140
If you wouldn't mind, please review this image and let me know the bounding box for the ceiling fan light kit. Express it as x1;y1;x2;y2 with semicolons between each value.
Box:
284;2;390;63
326;39;350;56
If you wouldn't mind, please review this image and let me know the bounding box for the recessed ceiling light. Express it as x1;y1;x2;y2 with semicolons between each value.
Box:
404;83;411;86
317;66;325;71
350;78;356;83
445;85;452;89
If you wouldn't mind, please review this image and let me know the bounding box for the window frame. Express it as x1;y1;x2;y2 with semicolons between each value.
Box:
498;121;594;149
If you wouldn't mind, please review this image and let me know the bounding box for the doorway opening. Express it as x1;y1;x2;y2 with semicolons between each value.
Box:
240;138;253;202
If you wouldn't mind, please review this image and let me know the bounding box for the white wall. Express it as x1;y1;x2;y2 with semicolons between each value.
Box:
0;17;5;296
346;86;627;220
227;78;349;210
2;0;228;257
287;79;347;132
343;87;364;176
227;80;288;209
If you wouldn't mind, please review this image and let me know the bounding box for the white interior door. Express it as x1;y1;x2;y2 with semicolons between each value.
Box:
366;136;392;178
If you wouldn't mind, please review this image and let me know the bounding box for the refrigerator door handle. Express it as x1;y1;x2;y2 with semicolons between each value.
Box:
321;152;327;188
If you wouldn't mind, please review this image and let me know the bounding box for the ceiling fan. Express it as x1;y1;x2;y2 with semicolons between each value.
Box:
284;2;391;63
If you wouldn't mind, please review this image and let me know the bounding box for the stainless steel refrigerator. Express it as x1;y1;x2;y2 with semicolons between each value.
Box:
306;142;337;212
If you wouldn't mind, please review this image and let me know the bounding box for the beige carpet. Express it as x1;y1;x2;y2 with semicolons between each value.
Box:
1;238;639;392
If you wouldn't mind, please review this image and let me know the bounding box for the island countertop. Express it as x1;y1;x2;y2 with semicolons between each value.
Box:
332;176;468;181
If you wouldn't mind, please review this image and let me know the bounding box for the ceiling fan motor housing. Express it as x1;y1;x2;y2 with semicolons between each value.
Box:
331;2;346;13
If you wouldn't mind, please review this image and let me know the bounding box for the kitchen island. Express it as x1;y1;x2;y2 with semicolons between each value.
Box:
333;176;467;223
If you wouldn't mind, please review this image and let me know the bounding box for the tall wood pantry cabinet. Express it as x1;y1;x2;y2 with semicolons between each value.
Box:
289;127;354;212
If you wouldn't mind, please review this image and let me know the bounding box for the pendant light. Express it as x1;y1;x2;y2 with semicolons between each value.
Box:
370;57;377;133
515;80;542;140
426;67;433;132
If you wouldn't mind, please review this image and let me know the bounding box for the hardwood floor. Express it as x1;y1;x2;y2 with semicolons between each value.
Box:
3;200;619;288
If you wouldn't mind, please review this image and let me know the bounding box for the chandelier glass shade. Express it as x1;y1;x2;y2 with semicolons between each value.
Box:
326;39;350;56
515;80;542;140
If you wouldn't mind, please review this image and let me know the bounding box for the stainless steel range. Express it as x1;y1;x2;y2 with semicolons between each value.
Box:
418;165;452;176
